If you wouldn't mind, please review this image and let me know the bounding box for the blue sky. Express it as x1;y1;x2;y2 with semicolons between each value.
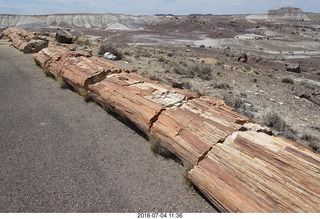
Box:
0;0;319;15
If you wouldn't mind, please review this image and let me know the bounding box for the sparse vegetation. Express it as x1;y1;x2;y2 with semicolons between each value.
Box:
212;82;231;89
222;94;255;118
263;112;297;140
309;141;320;153
169;60;212;80
98;43;123;59
149;136;176;159
281;77;294;84
263;112;288;132
301;134;317;142
79;89;91;102
73;37;92;46
56;76;68;89
42;68;53;78
299;80;318;90
158;55;166;63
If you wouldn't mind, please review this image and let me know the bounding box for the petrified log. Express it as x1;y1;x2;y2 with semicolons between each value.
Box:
151;97;250;165
60;56;123;93
88;73;197;134
33;46;91;78
3;28;48;53
188;130;320;212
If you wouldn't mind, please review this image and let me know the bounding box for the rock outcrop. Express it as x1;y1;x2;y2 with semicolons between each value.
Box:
55;29;73;44
268;7;310;21
247;7;310;21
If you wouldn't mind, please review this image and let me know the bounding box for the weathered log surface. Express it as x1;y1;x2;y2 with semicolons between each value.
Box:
188;130;320;212
151;97;251;165
33;46;124;92
89;73;197;134
3;28;48;53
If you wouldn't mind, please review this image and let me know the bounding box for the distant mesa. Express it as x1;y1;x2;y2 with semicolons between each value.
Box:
247;7;310;21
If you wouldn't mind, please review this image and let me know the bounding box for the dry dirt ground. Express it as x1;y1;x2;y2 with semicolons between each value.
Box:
62;14;320;153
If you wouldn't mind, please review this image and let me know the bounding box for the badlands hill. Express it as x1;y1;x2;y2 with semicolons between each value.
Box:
0;13;160;30
0;7;313;30
247;7;310;21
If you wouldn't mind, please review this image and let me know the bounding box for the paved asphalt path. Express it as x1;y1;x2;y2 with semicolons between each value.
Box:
0;41;215;213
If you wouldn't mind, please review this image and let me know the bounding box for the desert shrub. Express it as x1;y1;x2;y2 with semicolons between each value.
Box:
212;82;231;89
158;55;166;63
98;43;123;59
194;63;212;80
263;112;288;132
279;130;296;141
223;94;254;118
73;37;92;46
301;134;317;142
309;141;320;153
167;52;174;57
183;81;192;90
281;77;294;84
133;48;152;58
299;81;318;90
171;60;212;80
223;95;244;111
149;136;176;159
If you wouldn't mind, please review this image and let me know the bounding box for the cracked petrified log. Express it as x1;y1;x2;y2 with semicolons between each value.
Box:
88;73;197;134
151;97;251;165
3;28;48;53
60;56;124;93
33;46;124;93
188;131;320;212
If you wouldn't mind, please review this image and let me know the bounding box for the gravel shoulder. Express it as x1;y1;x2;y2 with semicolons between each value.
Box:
0;41;215;213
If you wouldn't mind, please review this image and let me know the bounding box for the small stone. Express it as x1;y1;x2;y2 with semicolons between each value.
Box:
279;102;284;105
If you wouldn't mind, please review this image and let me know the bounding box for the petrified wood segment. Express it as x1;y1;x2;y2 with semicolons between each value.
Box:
88;73;196;134
61;56;123;92
3;28;48;53
34;46;124;92
151;97;250;165
188;131;320;212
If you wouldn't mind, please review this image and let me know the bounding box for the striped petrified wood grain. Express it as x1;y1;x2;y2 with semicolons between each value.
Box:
151;97;251;165
88;72;197;134
60;56;124;93
188;130;320;212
